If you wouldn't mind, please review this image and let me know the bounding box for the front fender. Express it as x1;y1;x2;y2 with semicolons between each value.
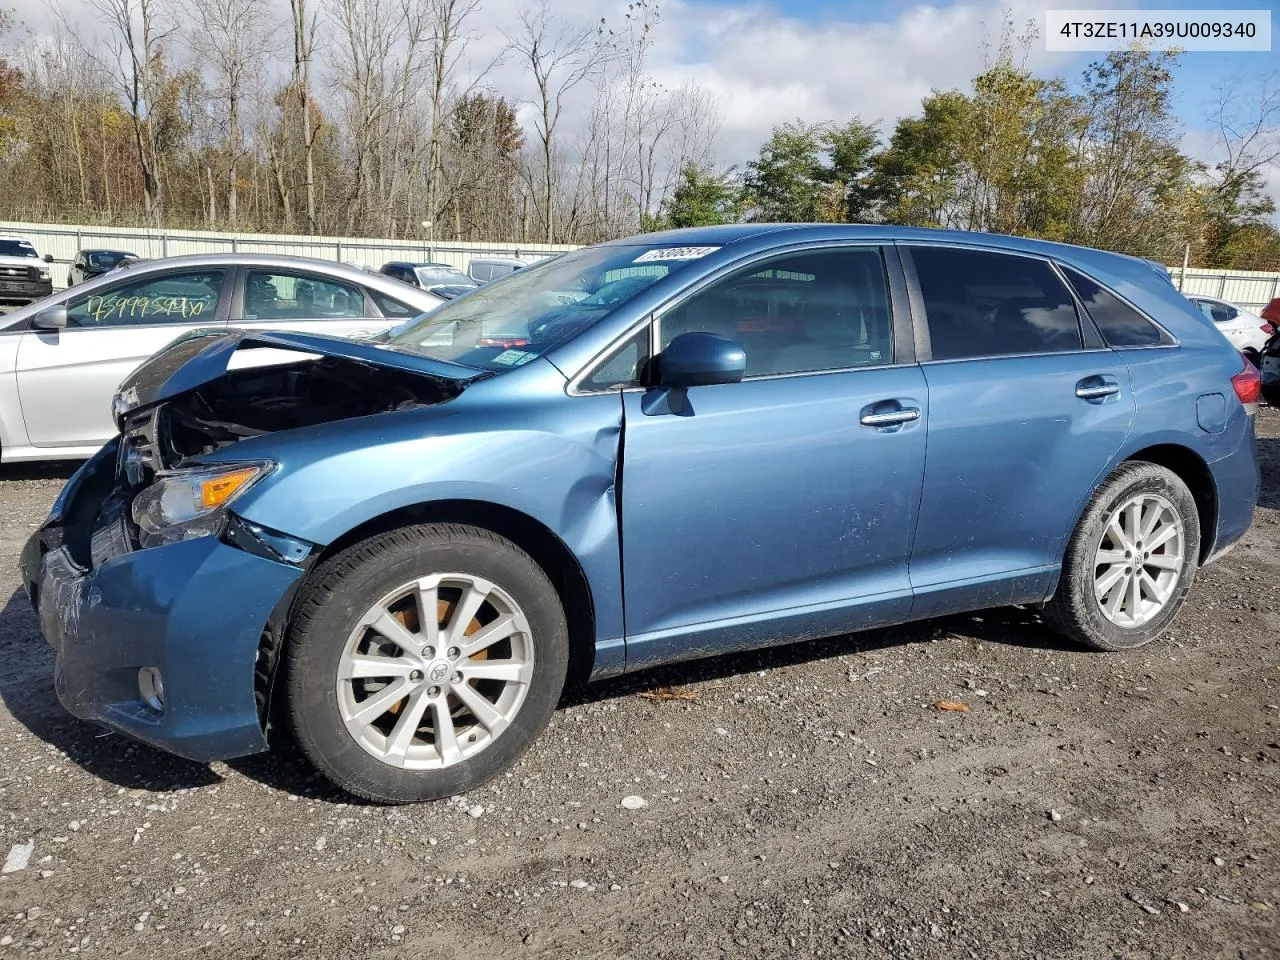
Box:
224;388;626;655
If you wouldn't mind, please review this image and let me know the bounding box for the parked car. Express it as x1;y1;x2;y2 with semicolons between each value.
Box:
21;225;1259;803
67;249;141;286
1261;298;1280;325
0;254;443;462
1261;326;1280;407
0;235;54;305
467;255;528;284
380;261;479;298
1186;294;1275;365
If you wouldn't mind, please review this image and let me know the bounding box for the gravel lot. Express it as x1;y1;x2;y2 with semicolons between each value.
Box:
0;410;1277;960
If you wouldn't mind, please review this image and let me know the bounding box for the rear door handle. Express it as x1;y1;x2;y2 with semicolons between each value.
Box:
860;406;921;427
1075;376;1121;401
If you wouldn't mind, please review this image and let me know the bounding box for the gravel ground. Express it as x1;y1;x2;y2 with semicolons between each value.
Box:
0;411;1277;960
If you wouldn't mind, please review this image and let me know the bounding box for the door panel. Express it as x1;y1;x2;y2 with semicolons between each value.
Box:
909;354;1133;613
621;366;928;668
15;269;229;447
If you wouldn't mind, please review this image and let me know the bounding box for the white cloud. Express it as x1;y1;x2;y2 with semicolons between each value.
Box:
5;0;1087;167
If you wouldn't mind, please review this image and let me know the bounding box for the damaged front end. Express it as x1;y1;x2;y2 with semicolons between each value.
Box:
20;329;484;762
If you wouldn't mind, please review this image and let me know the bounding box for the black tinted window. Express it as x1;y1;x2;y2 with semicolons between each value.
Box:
911;247;1082;360
660;247;893;376
1063;267;1174;347
1193;299;1236;324
368;288;420;319
581;328;650;392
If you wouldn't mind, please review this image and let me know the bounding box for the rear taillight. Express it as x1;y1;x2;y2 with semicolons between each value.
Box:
1231;356;1261;414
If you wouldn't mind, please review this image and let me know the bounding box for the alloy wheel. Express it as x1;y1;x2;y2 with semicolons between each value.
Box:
335;572;535;769
1093;492;1185;628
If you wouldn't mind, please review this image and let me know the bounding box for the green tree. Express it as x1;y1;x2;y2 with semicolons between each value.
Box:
650;162;738;229
1070;48;1196;260
743;118;880;223
871;90;971;228
743;121;827;221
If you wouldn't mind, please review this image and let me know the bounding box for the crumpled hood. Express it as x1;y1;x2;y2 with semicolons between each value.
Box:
112;327;488;426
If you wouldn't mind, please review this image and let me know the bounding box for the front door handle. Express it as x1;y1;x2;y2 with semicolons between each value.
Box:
1075;376;1121;401
860;407;921;427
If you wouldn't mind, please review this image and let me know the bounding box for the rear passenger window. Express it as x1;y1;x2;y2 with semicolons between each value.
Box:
1062;267;1175;347
910;247;1082;360
659;247;893;377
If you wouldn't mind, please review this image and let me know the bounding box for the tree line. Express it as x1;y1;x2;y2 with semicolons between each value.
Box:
1;4;1278;269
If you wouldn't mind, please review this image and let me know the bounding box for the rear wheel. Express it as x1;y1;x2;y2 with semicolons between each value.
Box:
285;523;568;803
1045;462;1200;651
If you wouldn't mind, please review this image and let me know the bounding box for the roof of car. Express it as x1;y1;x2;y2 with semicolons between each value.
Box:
602;223;1160;267
79;248;138;255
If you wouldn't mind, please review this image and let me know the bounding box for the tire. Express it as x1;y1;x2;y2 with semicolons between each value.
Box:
1044;462;1200;651
284;523;569;803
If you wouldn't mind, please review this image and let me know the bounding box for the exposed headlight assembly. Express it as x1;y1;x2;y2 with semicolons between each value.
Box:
131;461;274;547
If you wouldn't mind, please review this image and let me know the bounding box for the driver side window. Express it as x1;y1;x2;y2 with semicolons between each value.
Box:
64;270;226;328
657;247;893;377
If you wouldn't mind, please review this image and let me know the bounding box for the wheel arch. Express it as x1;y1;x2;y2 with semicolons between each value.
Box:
257;499;599;728
1121;443;1217;563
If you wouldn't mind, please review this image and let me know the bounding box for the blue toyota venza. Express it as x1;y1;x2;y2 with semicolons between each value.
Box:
21;226;1261;802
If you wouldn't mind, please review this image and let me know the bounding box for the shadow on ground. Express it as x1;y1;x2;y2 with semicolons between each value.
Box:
0;581;1075;803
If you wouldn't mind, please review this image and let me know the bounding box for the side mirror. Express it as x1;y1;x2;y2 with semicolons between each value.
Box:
658;331;747;388
42;254;54;264
31;305;68;330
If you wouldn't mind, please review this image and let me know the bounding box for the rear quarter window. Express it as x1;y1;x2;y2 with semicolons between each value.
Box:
1061;267;1175;347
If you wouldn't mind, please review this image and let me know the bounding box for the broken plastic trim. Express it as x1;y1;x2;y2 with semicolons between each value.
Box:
222;514;315;566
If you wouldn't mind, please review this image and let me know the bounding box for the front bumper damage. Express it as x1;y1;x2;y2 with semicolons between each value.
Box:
20;443;308;763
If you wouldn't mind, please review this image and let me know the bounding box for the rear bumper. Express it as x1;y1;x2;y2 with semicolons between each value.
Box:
1203;418;1260;564
21;517;304;764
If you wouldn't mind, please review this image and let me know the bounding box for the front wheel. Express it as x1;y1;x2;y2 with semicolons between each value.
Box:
1045;462;1200;651
285;523;569;803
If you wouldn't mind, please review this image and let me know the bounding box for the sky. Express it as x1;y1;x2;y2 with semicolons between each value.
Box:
6;0;1280;198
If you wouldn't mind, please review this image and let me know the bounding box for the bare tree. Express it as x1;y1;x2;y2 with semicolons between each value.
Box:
508;1;603;242
1208;72;1280;198
73;0;174;224
186;0;270;227
290;0;320;232
421;0;488;239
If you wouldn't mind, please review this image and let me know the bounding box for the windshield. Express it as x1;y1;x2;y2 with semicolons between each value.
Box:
88;251;134;270
0;239;38;258
385;242;719;371
416;266;472;286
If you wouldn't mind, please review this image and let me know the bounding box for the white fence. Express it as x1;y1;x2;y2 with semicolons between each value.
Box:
0;220;577;290
1173;267;1280;312
5;219;1280;308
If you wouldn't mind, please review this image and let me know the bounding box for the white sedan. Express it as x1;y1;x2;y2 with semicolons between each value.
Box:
1187;294;1275;365
0;254;443;462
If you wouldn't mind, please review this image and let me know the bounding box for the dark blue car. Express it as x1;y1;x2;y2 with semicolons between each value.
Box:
21;225;1261;803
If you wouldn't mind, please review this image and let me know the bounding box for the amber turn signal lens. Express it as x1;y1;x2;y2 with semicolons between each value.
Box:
199;466;262;510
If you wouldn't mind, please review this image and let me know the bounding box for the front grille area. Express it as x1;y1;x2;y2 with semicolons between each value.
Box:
0;264;38;280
